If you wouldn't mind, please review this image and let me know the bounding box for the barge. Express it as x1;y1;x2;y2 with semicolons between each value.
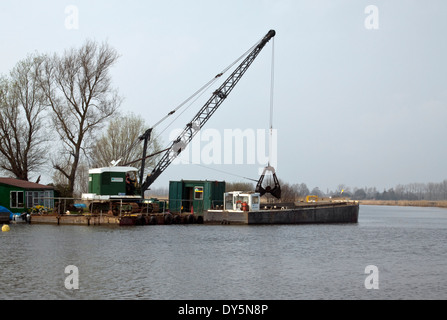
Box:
28;192;359;226
204;192;359;225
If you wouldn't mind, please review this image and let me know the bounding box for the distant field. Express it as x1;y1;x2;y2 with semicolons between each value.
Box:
359;200;447;208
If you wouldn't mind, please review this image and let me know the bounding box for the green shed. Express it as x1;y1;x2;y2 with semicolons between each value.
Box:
0;178;55;214
169;180;225;215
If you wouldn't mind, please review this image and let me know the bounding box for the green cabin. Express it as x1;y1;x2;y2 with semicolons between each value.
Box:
169;180;225;215
0;178;55;213
88;167;139;196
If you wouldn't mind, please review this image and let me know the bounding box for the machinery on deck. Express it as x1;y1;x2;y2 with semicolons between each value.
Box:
82;30;279;220
139;29;277;194
255;165;281;199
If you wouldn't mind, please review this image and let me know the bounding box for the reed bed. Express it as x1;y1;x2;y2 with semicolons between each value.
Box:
359;200;447;208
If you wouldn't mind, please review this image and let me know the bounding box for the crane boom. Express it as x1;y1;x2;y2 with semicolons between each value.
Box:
141;30;276;192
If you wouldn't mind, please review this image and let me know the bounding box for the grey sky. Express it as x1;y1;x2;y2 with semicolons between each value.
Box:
1;0;446;192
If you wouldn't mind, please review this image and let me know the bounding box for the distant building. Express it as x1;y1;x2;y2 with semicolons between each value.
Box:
0;178;55;213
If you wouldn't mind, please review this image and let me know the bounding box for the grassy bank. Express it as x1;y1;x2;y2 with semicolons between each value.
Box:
359;200;447;209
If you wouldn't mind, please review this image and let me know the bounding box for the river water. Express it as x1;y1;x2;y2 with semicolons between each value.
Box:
1;205;446;300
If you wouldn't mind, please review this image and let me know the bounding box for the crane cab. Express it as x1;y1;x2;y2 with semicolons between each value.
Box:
82;166;140;200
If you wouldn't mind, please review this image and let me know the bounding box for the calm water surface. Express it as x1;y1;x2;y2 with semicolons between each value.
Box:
1;205;446;300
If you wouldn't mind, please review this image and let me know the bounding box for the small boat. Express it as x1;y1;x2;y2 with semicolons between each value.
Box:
10;213;30;224
0;206;12;224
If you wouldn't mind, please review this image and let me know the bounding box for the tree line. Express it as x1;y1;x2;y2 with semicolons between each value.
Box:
350;181;447;201
225;179;447;202
0;40;161;198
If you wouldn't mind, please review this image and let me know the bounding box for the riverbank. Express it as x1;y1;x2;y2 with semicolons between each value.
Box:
359;200;447;209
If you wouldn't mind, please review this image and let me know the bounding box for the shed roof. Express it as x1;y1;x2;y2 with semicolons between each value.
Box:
89;167;138;174
0;178;54;190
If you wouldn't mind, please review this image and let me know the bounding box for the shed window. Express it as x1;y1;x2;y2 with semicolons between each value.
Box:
225;194;233;210
194;186;204;200
10;191;24;209
26;191;54;209
252;196;259;204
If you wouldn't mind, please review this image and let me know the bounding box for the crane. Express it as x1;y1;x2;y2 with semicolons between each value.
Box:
138;30;277;194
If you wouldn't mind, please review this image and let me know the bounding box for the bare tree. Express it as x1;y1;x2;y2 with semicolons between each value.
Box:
82;113;163;197
39;40;122;196
296;183;310;198
74;161;90;198
89;113;162;174
225;181;255;192
0;54;49;181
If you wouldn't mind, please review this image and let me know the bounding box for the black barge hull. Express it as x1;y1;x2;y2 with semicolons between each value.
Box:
204;201;359;225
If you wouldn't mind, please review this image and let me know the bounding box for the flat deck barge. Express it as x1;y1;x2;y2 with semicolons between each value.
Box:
205;200;359;225
28;200;359;226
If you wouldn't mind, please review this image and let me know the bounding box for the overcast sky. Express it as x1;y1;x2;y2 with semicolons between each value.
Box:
1;0;446;193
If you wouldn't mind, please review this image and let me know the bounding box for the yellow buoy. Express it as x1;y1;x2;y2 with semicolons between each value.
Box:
2;224;10;232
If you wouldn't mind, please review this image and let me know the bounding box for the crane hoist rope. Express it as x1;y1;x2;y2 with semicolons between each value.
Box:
140;30;277;193
151;37;262;139
255;36;282;200
171;36;282;191
176;158;260;183
269;37;275;163
114;37;264;169
111;30;281;199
